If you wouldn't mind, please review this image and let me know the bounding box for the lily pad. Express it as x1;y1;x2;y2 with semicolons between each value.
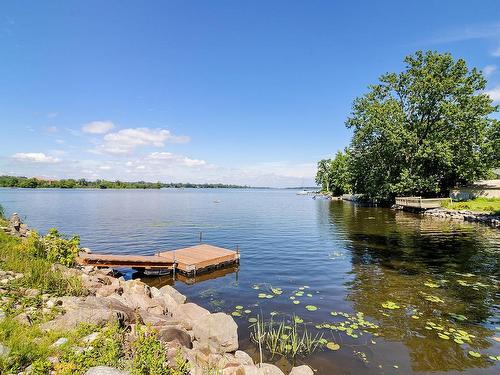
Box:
231;311;241;317
305;305;317;311
244;309;251;314
248;317;258;323
293;300;300;305
235;305;243;310
326;342;340;351
468;351;481;358
294;316;304;324
381;301;400;310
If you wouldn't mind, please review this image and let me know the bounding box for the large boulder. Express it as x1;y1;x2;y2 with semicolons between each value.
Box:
192;312;238;353
42;296;136;330
109;280;164;315
85;367;130;375
151;285;187;313
289;365;314;375
234;350;254;366
157;326;192;348
172;303;209;329
259;364;285;375
158;285;187;304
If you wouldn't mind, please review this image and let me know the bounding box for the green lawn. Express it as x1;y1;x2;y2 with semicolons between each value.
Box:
442;197;500;215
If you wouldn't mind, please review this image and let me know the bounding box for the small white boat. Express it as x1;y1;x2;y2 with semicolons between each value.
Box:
296;190;309;195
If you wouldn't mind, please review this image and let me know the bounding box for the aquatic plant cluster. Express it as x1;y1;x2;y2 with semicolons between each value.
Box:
219;278;500;369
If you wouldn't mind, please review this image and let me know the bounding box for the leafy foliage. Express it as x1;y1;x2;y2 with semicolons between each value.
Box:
56;323;125;374
132;325;189;375
346;51;499;199
0;175;248;189
317;51;499;201
315;151;351;195
0;230;84;295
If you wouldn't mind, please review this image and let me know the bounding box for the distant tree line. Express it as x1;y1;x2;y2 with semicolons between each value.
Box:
0;175;249;189
316;51;500;201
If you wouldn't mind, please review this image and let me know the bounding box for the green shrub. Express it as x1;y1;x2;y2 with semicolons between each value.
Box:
0;230;84;296
131;325;189;375
43;229;80;267
57;322;125;375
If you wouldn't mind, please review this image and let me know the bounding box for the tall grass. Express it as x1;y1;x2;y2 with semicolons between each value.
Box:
0;229;85;296
250;315;323;362
442;197;500;215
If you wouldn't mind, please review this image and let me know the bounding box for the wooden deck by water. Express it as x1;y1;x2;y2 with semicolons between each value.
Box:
77;243;240;276
395;196;451;210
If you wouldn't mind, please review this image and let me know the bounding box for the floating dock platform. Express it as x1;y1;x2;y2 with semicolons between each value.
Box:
77;243;240;277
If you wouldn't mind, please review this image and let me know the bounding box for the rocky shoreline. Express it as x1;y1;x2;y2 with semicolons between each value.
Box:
423;208;500;229
0;216;314;375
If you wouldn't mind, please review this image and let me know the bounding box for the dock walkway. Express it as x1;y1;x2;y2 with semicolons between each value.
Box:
395;196;451;210
78;243;240;276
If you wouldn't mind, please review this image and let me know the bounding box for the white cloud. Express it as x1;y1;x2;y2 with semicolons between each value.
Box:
485;85;500;103
96;128;190;155
82;121;115;134
483;64;497;76
492;47;500;57
99;165;111;170
11;152;60;163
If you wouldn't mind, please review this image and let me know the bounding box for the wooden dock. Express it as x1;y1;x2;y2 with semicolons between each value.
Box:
77;243;240;276
395;196;451;210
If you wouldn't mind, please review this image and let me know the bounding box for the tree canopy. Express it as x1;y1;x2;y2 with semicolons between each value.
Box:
0;176;249;189
319;51;499;201
315;151;351;196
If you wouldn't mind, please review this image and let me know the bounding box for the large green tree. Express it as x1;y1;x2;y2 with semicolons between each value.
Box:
346;51;499;199
315;151;351;195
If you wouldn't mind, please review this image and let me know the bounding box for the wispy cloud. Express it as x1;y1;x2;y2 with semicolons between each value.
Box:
492;47;500;57
81;120;115;134
95;127;190;155
485;85;500;103
11;152;60;163
425;22;500;44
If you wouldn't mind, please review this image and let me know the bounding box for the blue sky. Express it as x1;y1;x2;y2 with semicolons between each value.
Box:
1;1;499;187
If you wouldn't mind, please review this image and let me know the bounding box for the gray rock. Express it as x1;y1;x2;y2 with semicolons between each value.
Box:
192;312;238;353
235;350;254;365
82;332;100;344
0;310;5;321
172;303;209;330
0;343;10;358
52;337;68;347
259;364;285;375
85;366;130;375
289;365;314;375
158;285;187;305
157;326;192;348
42;296;136;330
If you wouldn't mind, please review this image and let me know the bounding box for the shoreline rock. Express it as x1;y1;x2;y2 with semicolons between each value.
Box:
423;208;500;229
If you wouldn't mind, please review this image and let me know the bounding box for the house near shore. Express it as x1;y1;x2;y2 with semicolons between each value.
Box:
450;179;500;200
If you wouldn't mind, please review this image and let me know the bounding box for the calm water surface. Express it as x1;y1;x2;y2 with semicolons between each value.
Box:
1;188;499;374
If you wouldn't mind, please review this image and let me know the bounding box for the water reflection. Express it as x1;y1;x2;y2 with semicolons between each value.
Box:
327;201;500;372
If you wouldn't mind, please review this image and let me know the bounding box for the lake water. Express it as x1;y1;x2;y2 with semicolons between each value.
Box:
1;188;499;374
